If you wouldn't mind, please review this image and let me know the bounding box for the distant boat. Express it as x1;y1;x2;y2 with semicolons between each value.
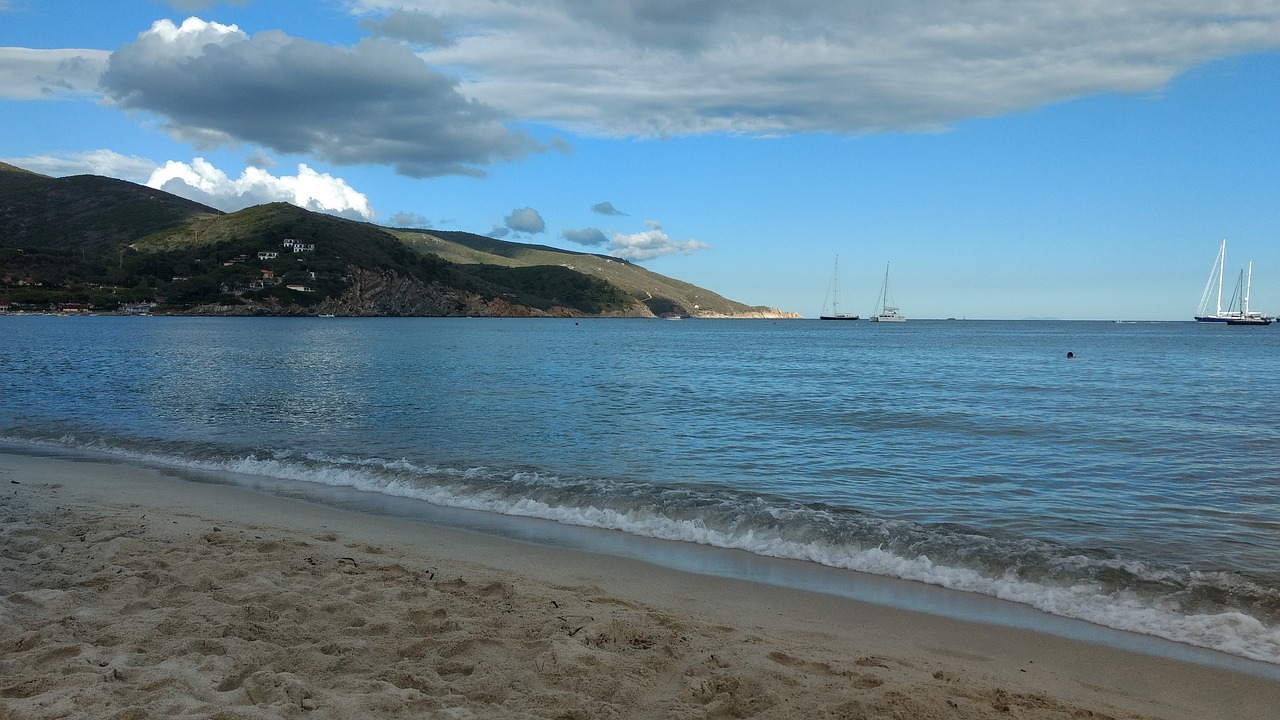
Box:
819;256;859;320
1196;240;1271;325
1195;240;1236;322
868;263;905;323
1225;261;1271;326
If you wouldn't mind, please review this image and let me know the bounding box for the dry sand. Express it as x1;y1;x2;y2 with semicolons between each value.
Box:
2;452;1277;719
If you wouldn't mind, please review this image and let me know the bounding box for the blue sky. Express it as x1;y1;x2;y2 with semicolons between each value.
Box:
3;0;1278;319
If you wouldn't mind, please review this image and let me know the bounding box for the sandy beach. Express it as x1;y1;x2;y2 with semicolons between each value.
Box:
2;452;1277;719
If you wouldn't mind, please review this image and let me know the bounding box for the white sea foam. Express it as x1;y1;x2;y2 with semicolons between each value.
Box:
210;453;1280;664
8;436;1280;666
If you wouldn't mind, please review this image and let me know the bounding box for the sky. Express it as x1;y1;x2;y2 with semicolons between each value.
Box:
2;0;1279;320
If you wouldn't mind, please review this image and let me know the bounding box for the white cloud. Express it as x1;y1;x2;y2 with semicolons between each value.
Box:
353;0;1280;136
503;207;545;234
1;150;375;220
98;17;542;177
0;47;109;100
2;149;159;182
146;158;376;220
607;221;708;262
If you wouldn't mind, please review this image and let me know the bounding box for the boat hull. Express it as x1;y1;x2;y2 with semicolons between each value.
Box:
819;315;859;321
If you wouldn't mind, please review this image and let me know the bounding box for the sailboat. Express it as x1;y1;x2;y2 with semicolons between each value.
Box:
868;263;905;323
819;256;859;320
1195;240;1271;324
1225;261;1272;326
1195;240;1237;322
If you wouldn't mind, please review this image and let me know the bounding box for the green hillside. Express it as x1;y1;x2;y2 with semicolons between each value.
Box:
391;228;771;317
0;162;792;317
0;162;220;250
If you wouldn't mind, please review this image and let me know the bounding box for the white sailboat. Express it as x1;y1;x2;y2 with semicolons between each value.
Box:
1225;261;1272;326
819;255;859;320
1195;239;1237;322
1195;239;1271;324
868;263;905;323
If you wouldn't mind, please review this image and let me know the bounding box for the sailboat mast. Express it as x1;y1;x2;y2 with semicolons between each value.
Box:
1216;240;1225;316
1244;261;1253;315
832;256;840;315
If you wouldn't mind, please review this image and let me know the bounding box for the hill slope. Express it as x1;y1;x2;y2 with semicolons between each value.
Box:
0;163;795;318
392;228;789;318
0;162;221;250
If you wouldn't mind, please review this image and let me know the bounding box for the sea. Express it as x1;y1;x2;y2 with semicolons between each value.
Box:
2;315;1278;669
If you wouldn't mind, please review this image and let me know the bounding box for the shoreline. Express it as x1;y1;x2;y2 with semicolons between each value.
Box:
3;452;1278;718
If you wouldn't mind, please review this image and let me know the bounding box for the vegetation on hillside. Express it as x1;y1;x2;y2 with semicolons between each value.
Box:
0;163;783;317
391;228;776;317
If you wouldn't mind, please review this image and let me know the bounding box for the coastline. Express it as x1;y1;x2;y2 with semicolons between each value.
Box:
3;452;1277;719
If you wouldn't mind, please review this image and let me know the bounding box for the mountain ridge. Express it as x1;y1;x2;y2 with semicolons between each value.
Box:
0;163;797;318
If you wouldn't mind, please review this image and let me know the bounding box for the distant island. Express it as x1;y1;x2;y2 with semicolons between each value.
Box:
0;162;797;319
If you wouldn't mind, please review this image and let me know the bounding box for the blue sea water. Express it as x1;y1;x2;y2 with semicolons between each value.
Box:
2;315;1278;664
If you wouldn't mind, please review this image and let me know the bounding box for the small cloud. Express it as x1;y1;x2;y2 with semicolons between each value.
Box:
504;207;545;234
3;149;158;183
146;158;376;220
592;201;627;216
390;211;432;228
488;227;511;239
562;227;609;246
244;150;275;169
607;221;709;262
161;1;252;13
0;47;110;100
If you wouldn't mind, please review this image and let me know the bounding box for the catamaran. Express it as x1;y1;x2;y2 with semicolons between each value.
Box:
819;255;859;320
1195;239;1271;324
868;263;905;323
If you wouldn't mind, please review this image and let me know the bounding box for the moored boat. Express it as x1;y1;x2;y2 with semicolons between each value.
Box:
819;256;859;320
1193;239;1271;324
1195;240;1237;322
868;263;905;323
1224;261;1271;325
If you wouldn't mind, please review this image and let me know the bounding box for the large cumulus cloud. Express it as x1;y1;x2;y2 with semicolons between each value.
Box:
4;149;379;220
147;158;377;219
355;0;1280;136
99;17;542;177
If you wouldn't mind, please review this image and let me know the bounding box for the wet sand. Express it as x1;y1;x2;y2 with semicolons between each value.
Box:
2;452;1277;719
